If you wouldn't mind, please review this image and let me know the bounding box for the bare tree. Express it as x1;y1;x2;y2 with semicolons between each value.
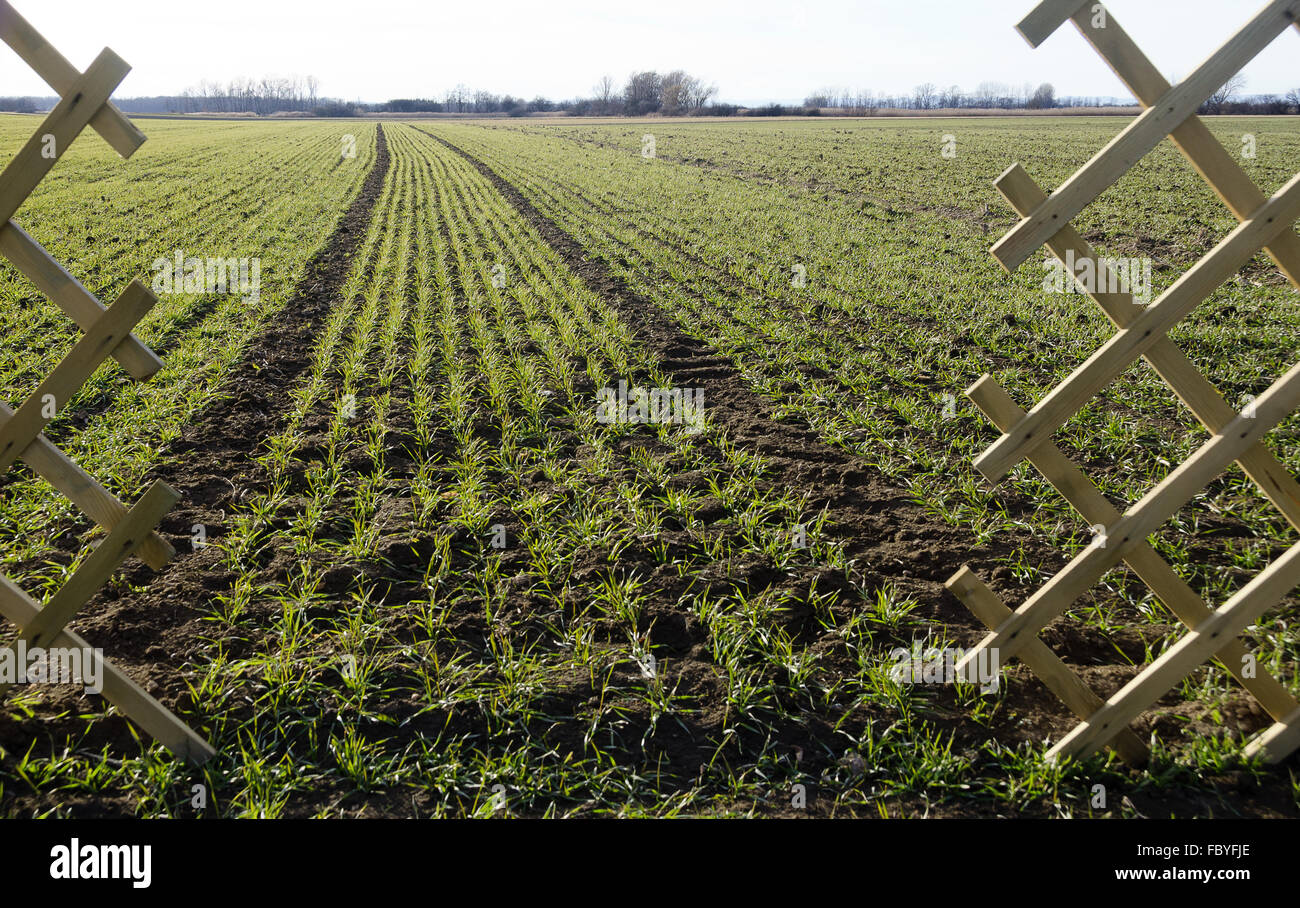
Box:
624;71;663;115
1027;82;1056;109
913;82;937;110
660;69;689;114
594;75;616;113
451;84;470;113
1206;73;1246;114
687;78;717;111
973;81;999;108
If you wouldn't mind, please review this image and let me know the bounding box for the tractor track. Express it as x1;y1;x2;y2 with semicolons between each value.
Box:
417;127;1044;621
412;129;1300;818
6;121;1293;819
0;125;393;774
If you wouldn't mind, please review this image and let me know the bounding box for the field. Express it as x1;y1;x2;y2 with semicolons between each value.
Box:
1;114;1299;817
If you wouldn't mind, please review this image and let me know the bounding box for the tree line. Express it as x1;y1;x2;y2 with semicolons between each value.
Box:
803;77;1300;115
0;70;722;118
805;82;1063;111
3;71;1298;117
371;70;720;117
173;75;322;115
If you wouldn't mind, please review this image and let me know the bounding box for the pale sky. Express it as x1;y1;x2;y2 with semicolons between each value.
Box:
2;0;1298;104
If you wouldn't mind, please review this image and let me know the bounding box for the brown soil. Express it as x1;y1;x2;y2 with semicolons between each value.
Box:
418;129;1010;619
3;121;1296;818
417;129;1300;817
0;125;393;791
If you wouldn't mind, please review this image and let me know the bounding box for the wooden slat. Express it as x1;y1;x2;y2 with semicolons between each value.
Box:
0;279;155;473
947;566;1149;764
959;359;1300;671
0;47;130;227
1071;5;1300;292
967;375;1299;721
0;401;172;570
973;0;1300;771
989;0;1300;271
21;481;177;650
0;0;144;158
0;575;214;766
1019;0;1300;50
0;4;203;768
1047;540;1300;763
996;164;1300;532
1243;706;1300;764
0;482;172;698
976;167;1300;482
0;220;161;381
1016;0;1090;48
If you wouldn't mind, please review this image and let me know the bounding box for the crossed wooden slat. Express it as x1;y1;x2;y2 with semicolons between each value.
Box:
0;0;158;380
0;1;214;766
947;0;1300;766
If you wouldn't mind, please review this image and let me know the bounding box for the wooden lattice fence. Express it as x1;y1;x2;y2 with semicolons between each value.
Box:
0;0;214;765
948;0;1300;766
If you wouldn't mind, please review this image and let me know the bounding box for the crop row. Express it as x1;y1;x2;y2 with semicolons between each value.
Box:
0;118;377;580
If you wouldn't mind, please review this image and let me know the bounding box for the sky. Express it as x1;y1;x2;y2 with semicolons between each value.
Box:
2;0;1298;104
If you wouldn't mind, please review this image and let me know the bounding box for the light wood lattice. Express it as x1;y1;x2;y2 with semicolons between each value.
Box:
949;0;1300;766
0;0;214;765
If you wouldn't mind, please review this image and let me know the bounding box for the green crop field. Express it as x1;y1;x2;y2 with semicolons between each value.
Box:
1;114;1298;818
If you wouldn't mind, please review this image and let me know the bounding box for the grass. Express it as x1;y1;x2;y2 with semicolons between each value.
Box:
435;113;1300;705
0;115;1297;817
0;117;377;574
